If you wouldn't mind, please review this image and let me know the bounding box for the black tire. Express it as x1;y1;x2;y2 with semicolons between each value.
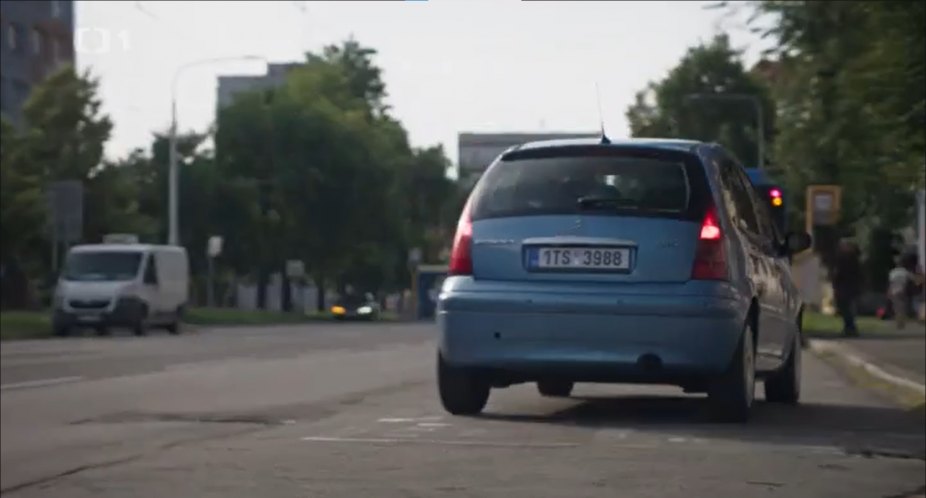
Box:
53;324;70;337
537;380;574;398
166;308;182;335
95;326;110;337
133;306;148;336
437;353;489;416
709;321;756;423
765;326;801;404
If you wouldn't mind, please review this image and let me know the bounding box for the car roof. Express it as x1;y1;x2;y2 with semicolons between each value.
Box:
510;137;704;154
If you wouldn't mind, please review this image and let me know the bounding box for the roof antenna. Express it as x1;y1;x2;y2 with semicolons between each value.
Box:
596;82;610;144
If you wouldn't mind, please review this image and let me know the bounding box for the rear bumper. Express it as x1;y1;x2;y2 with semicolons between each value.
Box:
437;281;746;383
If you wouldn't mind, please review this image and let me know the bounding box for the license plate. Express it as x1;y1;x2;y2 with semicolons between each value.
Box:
76;314;102;323
529;247;632;271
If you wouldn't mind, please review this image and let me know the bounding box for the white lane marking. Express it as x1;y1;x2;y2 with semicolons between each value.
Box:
0;376;84;391
417;422;450;428
301;436;577;448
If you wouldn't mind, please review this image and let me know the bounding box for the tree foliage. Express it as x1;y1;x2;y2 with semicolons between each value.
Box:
1;40;459;309
212;39;457;306
762;1;924;209
750;0;925;285
626;34;775;166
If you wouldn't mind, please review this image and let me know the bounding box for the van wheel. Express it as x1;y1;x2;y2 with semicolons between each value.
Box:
166;308;182;335
437;354;489;416
133;306;148;336
537;380;574;397
708;321;755;423
53;324;70;337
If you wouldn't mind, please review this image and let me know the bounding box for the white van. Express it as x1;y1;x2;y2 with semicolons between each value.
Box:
52;244;189;336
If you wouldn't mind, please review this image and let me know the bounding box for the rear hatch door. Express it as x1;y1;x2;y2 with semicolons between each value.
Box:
468;145;712;284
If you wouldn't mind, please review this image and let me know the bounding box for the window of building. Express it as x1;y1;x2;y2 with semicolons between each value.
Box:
32;28;44;56
7;23;25;54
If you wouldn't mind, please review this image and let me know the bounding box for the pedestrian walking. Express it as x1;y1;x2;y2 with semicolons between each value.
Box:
888;257;913;330
832;239;862;336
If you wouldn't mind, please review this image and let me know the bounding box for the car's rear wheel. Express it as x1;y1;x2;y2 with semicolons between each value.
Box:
709;321;755;423
437;354;489;416
537;380;574;398
764;323;801;404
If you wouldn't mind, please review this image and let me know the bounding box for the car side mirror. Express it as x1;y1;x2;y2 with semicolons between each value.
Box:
785;231;812;254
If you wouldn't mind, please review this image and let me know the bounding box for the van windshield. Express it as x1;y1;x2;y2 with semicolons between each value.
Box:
63;252;144;282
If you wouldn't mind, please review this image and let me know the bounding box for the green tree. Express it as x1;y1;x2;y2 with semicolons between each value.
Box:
311;37;389;117
0;118;46;308
20;66;112;182
18;66;114;247
749;1;925;281
626;34;775;166
215;39;457;310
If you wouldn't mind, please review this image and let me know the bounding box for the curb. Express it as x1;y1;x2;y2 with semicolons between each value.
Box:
808;339;926;399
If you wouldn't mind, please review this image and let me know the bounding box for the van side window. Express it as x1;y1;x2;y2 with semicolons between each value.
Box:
144;254;159;285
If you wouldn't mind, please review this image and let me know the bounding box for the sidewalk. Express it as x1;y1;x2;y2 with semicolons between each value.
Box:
808;319;926;404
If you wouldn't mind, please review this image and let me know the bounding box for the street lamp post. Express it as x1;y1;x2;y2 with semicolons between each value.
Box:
684;93;765;169
168;55;267;246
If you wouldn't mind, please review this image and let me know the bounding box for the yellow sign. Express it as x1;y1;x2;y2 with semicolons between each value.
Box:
805;185;842;231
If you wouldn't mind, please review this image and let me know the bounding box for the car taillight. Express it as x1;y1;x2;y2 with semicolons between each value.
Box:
448;200;473;275
691;206;727;281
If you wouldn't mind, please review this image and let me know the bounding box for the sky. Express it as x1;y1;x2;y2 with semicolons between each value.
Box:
75;0;771;168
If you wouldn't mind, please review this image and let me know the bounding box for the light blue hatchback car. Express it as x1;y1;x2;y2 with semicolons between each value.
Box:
437;138;812;422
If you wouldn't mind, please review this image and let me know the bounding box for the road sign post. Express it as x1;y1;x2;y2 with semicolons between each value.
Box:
206;236;223;307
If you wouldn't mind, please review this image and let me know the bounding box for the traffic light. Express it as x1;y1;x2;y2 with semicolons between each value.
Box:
769;188;783;207
763;185;787;234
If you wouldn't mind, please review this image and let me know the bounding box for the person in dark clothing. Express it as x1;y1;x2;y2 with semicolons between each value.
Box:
831;240;863;336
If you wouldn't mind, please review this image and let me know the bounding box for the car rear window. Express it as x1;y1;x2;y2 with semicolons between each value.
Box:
470;147;710;221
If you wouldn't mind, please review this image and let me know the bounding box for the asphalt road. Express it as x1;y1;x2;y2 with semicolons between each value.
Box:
1;323;923;498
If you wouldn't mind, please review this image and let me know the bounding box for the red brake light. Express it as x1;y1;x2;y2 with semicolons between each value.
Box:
448;200;473;275
769;188;782;199
699;208;722;241
692;206;727;281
